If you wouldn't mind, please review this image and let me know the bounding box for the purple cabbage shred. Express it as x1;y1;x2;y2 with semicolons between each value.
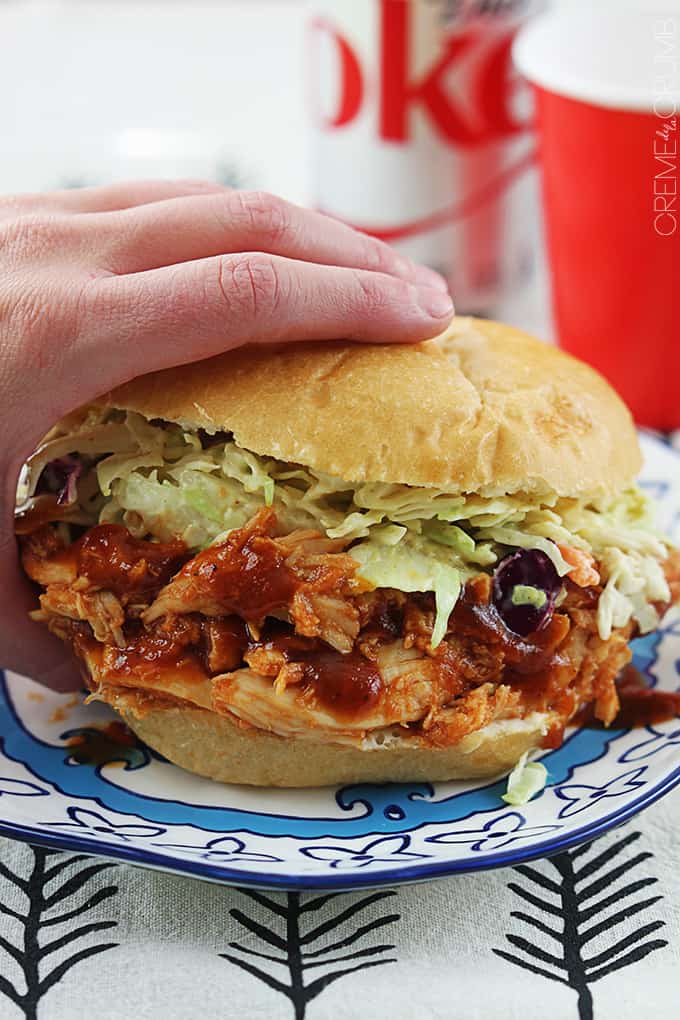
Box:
492;548;562;637
35;456;83;506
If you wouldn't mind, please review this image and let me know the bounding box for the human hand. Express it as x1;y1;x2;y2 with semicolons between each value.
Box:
0;179;453;689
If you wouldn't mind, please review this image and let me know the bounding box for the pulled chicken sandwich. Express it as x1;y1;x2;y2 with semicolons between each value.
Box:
15;318;680;786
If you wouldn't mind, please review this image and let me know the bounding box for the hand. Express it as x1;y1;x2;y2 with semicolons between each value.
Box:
0;180;453;690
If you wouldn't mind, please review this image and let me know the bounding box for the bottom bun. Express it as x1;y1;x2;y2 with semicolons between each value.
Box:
113;695;553;787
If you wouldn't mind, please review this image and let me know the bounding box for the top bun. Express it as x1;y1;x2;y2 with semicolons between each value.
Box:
104;317;640;497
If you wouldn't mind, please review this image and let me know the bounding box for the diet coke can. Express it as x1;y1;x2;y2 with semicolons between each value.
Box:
309;0;543;314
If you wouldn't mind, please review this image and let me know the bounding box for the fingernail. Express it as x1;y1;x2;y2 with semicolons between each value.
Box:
412;264;449;293
417;287;455;319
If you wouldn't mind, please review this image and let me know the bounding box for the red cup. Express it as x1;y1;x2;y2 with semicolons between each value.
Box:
515;9;680;429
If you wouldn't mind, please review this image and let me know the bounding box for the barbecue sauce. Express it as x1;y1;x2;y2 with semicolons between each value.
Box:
615;666;680;725
176;531;297;621
65;721;140;767
104;617;207;687
28;514;680;736
14;495;74;535
203;616;249;673
575;665;680;729
301;652;382;719
449;577;571;674
247;623;383;719
77;525;188;598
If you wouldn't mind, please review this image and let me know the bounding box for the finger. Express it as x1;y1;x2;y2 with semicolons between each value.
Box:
85;189;448;292
56;178;231;213
74;252;455;392
0;178;229;221
33;660;82;693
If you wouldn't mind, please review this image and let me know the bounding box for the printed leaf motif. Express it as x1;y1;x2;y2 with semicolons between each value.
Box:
494;830;667;1020
222;888;399;1019
619;725;680;762
0;844;118;1020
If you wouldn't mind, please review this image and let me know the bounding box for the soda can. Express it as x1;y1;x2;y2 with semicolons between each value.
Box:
309;0;543;314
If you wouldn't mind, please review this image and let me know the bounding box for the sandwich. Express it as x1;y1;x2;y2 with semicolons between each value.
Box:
15;318;680;787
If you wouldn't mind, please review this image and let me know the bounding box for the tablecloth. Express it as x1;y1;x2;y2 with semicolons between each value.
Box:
1;786;680;1020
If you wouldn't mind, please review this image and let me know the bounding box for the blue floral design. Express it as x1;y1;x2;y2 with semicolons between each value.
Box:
42;806;166;842
631;608;680;681
620;726;680;762
425;812;561;853
155;835;282;865
0;776;48;797
554;767;648;819
300;835;428;870
0;672;650;838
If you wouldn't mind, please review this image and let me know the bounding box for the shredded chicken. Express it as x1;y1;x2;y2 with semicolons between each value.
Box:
22;527;77;586
19;511;680;752
142;509;365;652
37;585;125;646
289;592;359;652
208;585;631;745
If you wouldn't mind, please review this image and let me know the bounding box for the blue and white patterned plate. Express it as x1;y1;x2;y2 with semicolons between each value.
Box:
1;433;679;890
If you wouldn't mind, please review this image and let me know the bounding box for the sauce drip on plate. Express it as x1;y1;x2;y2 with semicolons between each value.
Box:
65;721;139;767
575;665;680;729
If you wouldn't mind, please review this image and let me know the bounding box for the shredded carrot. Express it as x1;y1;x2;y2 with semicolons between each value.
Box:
557;544;600;587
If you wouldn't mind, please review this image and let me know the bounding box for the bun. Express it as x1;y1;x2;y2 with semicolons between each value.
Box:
105;316;640;498
108;687;552;786
74;317;640;785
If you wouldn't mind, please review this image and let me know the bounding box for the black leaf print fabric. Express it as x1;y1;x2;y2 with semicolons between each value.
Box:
0;844;118;1020
0;809;677;1019
222;889;399;1019
494;831;668;1020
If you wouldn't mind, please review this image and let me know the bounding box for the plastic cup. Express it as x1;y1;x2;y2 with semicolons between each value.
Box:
514;6;680;428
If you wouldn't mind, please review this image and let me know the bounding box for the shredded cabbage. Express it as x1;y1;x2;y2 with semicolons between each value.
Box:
24;411;674;647
502;752;548;805
350;532;466;648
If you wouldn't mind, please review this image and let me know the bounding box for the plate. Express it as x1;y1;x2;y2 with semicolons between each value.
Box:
1;433;679;890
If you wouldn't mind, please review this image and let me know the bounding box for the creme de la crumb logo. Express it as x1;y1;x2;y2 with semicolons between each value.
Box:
653;17;678;237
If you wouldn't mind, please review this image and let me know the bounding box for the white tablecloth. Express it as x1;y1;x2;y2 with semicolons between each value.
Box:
1;787;679;1020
